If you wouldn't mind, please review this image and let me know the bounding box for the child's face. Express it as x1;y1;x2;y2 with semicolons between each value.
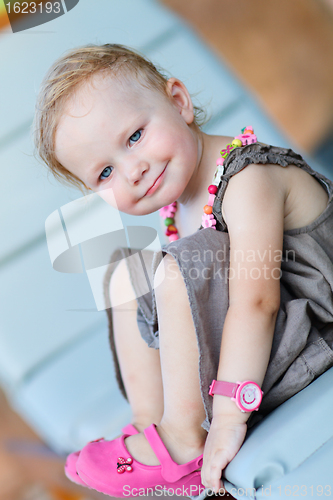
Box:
55;73;200;215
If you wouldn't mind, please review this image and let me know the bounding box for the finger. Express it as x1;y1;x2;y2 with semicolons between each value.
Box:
204;462;219;491
209;465;223;493
202;461;222;491
200;456;206;483
212;481;226;497
201;452;212;487
210;459;225;485
219;480;226;495
201;471;206;488
201;469;211;492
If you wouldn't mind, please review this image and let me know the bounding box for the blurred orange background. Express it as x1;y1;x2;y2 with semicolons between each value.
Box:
162;0;333;156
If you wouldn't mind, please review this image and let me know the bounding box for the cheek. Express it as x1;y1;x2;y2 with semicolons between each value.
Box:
97;182;133;213
147;133;172;158
97;186;118;209
147;123;184;156
163;125;196;160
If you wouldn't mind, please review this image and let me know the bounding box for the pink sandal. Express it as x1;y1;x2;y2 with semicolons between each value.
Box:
76;423;204;497
64;423;138;486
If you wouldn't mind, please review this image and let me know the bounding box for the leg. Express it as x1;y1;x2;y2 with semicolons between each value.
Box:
157;254;207;461
80;251;236;497
126;254;207;464
110;259;164;431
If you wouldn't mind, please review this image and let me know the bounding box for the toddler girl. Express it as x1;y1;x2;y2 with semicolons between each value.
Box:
34;44;333;498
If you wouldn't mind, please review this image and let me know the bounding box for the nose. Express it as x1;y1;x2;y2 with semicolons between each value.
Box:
125;158;149;185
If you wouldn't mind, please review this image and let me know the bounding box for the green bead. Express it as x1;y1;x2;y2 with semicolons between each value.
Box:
165;217;174;226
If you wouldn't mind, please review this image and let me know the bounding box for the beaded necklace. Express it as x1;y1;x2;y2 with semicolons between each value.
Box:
159;126;258;242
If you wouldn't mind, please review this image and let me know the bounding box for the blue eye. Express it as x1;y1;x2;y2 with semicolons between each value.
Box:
100;166;113;180
129;129;142;145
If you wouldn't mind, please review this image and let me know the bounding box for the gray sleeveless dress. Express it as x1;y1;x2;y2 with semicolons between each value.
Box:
103;143;333;430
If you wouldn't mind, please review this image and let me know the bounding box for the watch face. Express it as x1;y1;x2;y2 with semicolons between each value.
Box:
238;382;262;411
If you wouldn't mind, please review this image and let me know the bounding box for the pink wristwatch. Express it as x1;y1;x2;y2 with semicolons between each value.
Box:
209;380;263;412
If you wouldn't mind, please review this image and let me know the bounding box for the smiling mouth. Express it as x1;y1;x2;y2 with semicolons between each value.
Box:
144;163;168;197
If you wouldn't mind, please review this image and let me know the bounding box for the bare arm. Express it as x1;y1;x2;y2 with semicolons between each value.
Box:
202;163;285;491
214;162;284;420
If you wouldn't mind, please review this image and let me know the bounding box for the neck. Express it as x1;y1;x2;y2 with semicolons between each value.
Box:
177;131;227;207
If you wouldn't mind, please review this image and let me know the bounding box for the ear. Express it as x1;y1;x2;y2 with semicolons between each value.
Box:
166;78;194;125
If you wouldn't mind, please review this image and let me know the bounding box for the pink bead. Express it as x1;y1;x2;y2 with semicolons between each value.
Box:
208;185;218;194
165;227;177;237
216;158;224;166
208;193;215;206
169;234;179;242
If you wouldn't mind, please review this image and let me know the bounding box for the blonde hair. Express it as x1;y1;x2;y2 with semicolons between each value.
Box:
33;43;206;191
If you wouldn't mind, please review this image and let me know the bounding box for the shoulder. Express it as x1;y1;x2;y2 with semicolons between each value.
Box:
222;163;288;226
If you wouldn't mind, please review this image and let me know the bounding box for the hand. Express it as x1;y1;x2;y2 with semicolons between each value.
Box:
201;416;247;494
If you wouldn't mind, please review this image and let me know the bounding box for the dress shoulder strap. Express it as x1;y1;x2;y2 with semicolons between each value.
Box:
212;142;333;232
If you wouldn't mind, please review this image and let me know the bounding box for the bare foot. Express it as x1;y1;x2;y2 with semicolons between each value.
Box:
124;433;160;466
124;425;205;467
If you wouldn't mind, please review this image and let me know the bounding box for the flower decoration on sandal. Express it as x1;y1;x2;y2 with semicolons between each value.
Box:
117;457;133;474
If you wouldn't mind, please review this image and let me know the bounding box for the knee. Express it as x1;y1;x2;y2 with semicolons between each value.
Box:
154;254;182;300
110;259;136;307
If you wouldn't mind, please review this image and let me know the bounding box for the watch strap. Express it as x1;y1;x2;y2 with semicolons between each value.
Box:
209;380;239;398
